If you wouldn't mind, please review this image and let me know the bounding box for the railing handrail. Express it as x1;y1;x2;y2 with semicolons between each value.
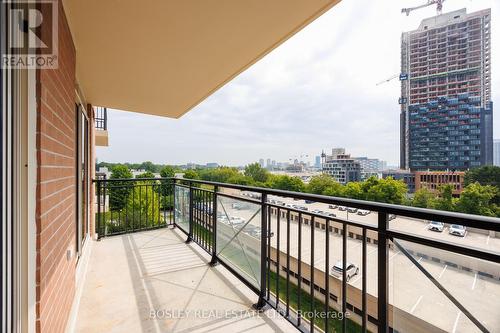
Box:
93;177;500;231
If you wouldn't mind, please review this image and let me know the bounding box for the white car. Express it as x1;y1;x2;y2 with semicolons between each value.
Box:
428;221;444;232
338;206;348;211
347;207;358;213
330;261;359;281
357;209;371;216
449;224;466;237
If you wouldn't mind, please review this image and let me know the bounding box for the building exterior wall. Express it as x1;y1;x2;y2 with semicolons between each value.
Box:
493;139;500;166
35;2;77;332
400;9;493;170
414;171;465;196
382;170;416;193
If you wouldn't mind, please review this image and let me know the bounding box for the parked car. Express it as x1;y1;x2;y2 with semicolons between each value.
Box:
230;217;246;225
347;207;358;213
330;261;359;281
232;203;243;210
357;209;370;216
305;200;315;204
338;206;347;211
449;224;466;237
311;209;322;214
428;221;444;232
388;214;396;221
326;213;336;218
328;204;338;209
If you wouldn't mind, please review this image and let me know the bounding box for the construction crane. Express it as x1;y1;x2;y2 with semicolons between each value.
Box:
376;73;409;86
401;0;446;16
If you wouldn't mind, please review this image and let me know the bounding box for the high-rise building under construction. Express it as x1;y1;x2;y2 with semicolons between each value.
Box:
400;8;493;170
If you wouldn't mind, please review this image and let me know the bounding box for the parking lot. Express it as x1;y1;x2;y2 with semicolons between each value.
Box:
217;192;500;333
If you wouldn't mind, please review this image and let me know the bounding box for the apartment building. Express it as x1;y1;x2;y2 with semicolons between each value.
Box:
400;8;493;170
321;148;361;184
494;139;500;166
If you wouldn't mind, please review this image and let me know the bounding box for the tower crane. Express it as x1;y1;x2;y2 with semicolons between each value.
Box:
401;0;446;16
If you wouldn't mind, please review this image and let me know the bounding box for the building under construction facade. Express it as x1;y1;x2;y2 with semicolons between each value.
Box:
400;8;493;170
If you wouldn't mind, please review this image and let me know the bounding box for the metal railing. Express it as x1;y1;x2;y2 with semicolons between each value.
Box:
94;178;174;237
94;177;500;333
95;107;107;130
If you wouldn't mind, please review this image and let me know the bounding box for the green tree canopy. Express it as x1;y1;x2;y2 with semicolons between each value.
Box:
455;183;498;217
412;188;435;208
109;165;133;211
183;169;199;180
365;177;407;205
433;184;455;212
160;165;176;178
244;163;269;183
306;174;338;194
135;171;155;179
266;175;305;192
464;166;500;188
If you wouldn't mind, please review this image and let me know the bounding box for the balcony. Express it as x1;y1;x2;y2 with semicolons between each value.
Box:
95;107;109;147
86;178;500;333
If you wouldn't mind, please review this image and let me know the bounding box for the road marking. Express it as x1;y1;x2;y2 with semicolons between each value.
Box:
472;273;477;290
452;311;461;333
438;265;447;279
410;295;423;314
486;235;490;245
389;251;400;261
368;247;377;255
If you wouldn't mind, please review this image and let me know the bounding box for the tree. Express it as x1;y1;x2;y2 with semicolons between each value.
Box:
139;161;158;173
267;175;305;192
455;183;498;217
342;182;364;200
136;171;155;179
160;165;175;178
122;182;161;229
365;177;407;204
464;166;500;188
412;188;435;208
109;165;133;211
199;167;240;183
433;184;455;212
183;169;199;180
464;166;500;205
306;174;338;194
244;163;269;183
226;173;254;186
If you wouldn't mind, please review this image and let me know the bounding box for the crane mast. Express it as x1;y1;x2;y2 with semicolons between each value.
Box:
401;0;446;16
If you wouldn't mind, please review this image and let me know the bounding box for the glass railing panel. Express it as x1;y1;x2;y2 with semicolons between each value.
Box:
216;195;262;288
174;185;190;233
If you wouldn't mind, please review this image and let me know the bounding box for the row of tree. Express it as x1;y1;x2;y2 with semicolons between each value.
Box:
105;163;500;217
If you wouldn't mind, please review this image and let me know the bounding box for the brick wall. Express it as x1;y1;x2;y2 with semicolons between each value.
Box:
35;1;77;332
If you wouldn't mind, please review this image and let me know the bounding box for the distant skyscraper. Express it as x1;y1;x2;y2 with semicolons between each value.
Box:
266;158;271;168
400;9;493;170
259;159;265;167
494;140;500;166
315;156;321;168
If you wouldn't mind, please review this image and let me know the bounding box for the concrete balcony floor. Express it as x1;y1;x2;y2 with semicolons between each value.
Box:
74;227;296;333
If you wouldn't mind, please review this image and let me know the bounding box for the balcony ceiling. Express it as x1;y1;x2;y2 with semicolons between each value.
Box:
63;0;341;118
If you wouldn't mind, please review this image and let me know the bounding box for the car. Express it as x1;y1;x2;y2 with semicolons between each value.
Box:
338;206;347;211
326;213;336;218
357;209;370;216
388;214;396;221
428;221;444;232
347;207;358;213
230;217;246;225
328;204;338;209
449;224;466;237
305;200;315;204
232;203;243;210
330;261;359;281
311;209;322;214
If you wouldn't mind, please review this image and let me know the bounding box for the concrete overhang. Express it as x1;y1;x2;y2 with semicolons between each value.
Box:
63;0;341;118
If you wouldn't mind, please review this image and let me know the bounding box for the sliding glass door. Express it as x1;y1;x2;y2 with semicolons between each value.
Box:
76;105;89;258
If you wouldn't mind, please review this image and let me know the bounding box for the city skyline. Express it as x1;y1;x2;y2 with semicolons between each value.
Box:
96;0;498;167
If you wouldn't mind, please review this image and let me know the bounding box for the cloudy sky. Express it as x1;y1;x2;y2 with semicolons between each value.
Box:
97;0;498;167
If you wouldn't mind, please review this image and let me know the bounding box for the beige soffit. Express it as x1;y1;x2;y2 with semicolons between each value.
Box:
63;0;341;118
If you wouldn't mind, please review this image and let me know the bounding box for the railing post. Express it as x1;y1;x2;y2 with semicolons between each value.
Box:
253;192;267;310
209;185;218;266
377;211;389;333
172;179;176;228
186;180;193;243
96;180;101;240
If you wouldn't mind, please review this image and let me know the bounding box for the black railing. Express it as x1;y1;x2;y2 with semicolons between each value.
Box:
94;178;174;237
94;177;500;333
95;107;107;130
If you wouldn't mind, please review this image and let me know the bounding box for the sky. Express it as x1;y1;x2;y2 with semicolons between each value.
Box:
97;0;498;167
